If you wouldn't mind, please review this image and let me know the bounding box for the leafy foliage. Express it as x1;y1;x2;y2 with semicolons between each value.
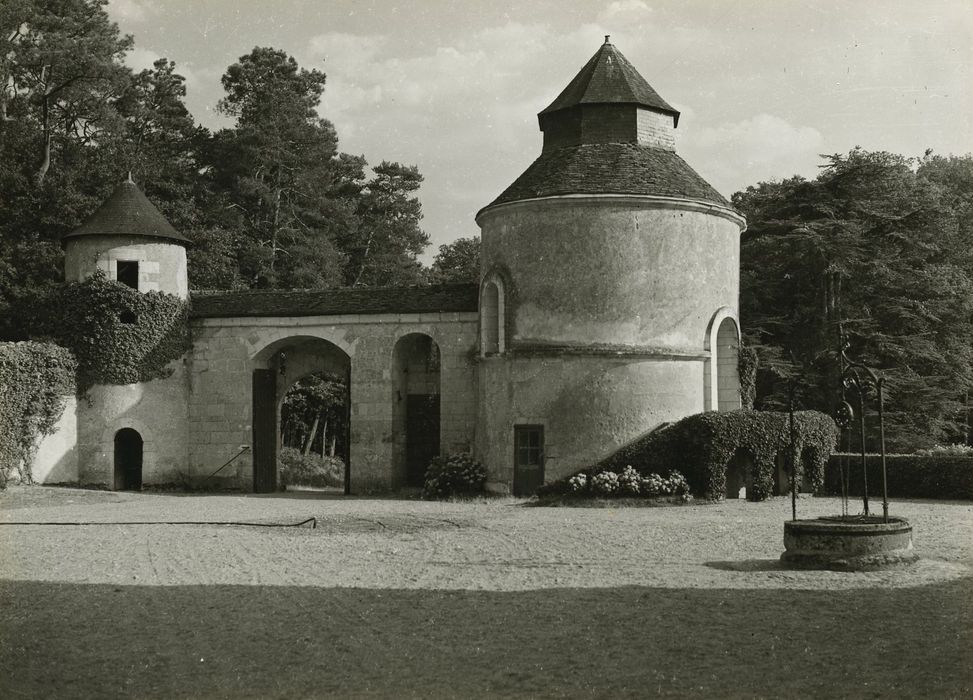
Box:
45;272;189;391
422;452;486;499
0;6;439;342
823;453;973;500
540;410;838;501
278;446;344;489
429;236;480;284
0;341;76;487
737;149;973;450
280;371;348;460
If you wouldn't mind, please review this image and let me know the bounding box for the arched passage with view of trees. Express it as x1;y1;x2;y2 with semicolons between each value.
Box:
252;336;350;493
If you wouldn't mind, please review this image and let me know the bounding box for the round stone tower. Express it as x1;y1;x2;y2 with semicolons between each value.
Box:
475;39;746;494
63;175;190;297
62;177;191;489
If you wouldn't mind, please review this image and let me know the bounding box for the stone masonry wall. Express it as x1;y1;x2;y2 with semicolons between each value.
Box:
636;108;676;150
189;312;478;492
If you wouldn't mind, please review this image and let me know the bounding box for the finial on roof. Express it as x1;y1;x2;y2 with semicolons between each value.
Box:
126;171;134;184
604;35;611;44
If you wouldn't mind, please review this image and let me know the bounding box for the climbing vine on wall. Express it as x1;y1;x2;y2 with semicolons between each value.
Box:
48;272;190;391
738;342;758;410
0;342;77;488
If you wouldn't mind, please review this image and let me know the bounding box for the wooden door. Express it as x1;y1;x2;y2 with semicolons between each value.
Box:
513;425;544;496
252;369;277;493
406;394;440;487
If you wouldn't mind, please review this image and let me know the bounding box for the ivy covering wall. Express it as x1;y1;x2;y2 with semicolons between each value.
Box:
0;342;76;488
47;272;190;391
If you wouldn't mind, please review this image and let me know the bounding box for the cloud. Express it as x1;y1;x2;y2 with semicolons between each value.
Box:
598;0;654;24
681;113;824;196
124;47;162;71
108;0;155;24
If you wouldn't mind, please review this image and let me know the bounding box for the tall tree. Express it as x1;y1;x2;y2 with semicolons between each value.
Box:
737;148;973;449
211;47;348;289
429;235;480;284
1;0;132;185
343;161;428;287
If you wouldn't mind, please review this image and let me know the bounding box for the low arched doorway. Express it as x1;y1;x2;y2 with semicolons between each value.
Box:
392;333;441;487
113;428;143;491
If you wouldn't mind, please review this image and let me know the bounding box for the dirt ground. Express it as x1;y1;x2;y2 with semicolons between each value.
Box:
1;487;971;698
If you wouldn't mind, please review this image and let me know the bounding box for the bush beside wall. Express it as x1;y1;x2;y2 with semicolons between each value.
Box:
823;453;973;500
0;342;77;488
541;410;838;501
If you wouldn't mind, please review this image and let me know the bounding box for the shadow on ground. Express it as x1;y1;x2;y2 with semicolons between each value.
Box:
1;579;970;699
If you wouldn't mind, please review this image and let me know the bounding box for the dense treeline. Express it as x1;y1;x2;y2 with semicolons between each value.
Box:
737;149;973;450
0;0;478;340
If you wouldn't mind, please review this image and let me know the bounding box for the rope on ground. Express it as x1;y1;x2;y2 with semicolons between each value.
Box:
0;517;317;528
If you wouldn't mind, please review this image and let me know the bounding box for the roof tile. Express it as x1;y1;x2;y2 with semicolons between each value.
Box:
484;143;731;210
63;179;189;244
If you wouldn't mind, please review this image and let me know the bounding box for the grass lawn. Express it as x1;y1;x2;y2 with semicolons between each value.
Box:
1;487;971;699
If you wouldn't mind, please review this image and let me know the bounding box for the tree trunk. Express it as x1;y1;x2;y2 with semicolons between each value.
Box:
329;434;336;458
320;418;328;458
303;413;320;456
270;171;282;271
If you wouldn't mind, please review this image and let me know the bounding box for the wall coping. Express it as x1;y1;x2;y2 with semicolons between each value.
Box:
192;311;480;328
476;193;746;230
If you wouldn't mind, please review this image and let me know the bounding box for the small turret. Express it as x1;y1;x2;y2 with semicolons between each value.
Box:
63;177;189;298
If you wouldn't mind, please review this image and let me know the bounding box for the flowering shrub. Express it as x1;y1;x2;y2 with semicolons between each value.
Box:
555;466;692;503
590;470;620;495
422;452;486;499
279;447;344;489
568;473;588;492
618;466;641;495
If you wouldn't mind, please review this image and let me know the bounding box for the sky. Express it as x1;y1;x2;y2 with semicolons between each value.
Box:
107;0;973;259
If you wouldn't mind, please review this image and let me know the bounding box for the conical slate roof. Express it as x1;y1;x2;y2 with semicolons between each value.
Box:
539;37;680;126
63;177;189;245
487;143;729;208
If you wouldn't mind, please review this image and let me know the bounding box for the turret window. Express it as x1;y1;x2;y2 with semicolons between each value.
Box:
116;260;139;290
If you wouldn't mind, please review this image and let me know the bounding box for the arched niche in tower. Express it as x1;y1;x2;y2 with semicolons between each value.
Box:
480;273;505;356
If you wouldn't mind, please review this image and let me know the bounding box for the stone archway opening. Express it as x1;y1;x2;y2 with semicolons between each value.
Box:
278;371;348;492
252;336;350;494
113;428;143;491
392;333;441;488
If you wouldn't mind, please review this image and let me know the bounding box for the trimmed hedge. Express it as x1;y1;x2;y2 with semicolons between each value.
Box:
0;342;77;488
540;410;838;501
823;453;973;500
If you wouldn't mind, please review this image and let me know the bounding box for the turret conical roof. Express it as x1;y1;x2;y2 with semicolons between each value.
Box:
539;37;679;126
63;177;189;245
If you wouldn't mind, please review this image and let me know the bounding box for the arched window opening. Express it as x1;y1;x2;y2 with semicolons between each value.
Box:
716;317;741;412
481;280;502;356
113;428;143;491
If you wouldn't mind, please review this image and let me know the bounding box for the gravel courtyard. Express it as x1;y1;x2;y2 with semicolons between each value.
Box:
2;487;971;698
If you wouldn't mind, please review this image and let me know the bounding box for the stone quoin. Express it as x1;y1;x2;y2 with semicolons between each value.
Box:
33;39;746;495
